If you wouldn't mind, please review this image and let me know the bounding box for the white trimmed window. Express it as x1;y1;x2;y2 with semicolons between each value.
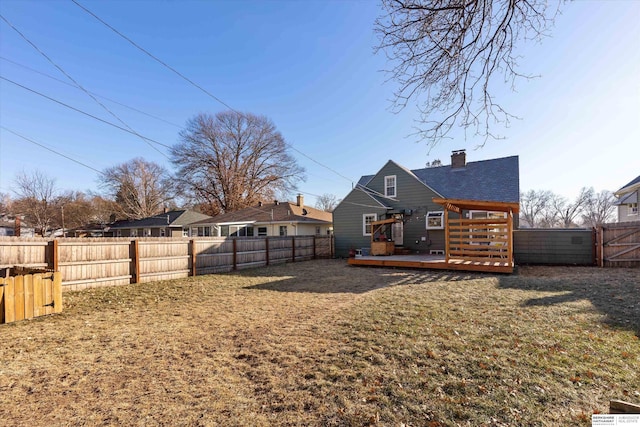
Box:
144;228;152;237
257;227;267;236
160;228;166;237
629;203;638;215
182;227;189;237
385;175;397;197
363;213;377;236
426;211;444;229
279;225;288;236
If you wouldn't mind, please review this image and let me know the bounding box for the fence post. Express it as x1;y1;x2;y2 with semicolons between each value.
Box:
130;240;140;284
48;240;59;271
190;239;197;276
596;226;603;267
292;236;296;262
313;235;317;259
232;238;237;271
265;237;270;266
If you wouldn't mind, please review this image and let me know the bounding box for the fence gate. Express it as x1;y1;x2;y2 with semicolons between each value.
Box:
1;268;62;324
599;221;640;268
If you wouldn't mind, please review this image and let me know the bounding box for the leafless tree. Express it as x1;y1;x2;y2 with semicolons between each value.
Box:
519;189;553;228
581;189;616;227
99;158;175;220
315;193;341;212
552;187;591;228
375;0;560;146
426;159;442;168
0;192;11;214
12;170;59;235
172;111;305;215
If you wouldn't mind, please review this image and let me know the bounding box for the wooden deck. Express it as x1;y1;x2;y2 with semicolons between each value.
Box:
348;254;514;273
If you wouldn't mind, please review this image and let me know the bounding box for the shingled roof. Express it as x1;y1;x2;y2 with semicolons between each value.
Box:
615;174;640;196
191;199;332;225
358;155;519;204
108;210;213;229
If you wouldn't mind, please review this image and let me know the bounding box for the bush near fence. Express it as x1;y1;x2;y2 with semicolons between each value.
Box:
0;236;334;291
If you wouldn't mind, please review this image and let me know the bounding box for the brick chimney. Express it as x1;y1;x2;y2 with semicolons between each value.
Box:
297;194;304;207
451;149;466;168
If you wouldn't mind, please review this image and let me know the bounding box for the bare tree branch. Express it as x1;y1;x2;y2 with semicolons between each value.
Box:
171;111;305;215
375;0;560;147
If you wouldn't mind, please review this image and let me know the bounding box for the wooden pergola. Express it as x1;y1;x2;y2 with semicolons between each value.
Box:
433;198;520;273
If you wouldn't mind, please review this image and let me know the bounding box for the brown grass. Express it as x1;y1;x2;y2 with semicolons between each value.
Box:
1;260;638;426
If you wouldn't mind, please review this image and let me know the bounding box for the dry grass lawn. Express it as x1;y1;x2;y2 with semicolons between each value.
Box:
1;260;638;426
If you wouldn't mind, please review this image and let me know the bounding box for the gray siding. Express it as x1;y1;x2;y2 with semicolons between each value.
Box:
333;189;387;257
333;161;447;257
513;229;595;265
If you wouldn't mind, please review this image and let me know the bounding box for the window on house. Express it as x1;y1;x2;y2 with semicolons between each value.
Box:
144;228;152;237
131;229;138;237
426;211;444;229
363;214;377;236
279;225;288;236
315;226;321;235
629;203;638;215
385;175;396;198
182;227;189;237
257;227;267;236
220;225;229;237
116;229;122;237
160;228;166;237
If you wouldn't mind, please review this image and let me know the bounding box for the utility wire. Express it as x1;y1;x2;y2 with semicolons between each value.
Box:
0;13;169;158
0;76;172;149
0;56;183;129
71;0;358;185
0;126;105;175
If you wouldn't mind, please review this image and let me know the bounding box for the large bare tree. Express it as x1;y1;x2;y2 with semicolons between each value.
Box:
519;189;553;228
99;158;175;220
12;170;59;235
581;189;616;227
172;111;305;215
375;0;559;146
552;187;591;228
314;193;341;212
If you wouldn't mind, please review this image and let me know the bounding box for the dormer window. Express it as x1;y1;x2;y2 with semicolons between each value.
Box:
385;175;396;198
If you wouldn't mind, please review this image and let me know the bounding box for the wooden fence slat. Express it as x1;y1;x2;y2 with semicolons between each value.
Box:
31;274;42;318
4;277;15;323
52;272;62;314
22;275;33;320
0;277;4;324
14;273;25;321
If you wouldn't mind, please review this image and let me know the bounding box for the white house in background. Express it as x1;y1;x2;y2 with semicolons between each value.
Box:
188;195;333;237
614;174;640;223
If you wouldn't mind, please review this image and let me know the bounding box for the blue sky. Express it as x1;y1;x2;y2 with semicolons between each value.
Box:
1;0;639;208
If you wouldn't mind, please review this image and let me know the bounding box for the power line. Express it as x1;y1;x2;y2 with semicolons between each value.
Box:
71;0;358;186
0;126;105;175
0;75;173;149
0;56;183;129
71;0;238;113
0;13;169;158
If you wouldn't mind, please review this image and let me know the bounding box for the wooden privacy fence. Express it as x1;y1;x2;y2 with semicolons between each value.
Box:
0;236;334;291
597;221;640;268
448;217;511;262
1;268;62;324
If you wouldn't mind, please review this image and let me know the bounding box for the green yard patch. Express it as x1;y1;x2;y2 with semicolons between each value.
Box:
1;261;638;426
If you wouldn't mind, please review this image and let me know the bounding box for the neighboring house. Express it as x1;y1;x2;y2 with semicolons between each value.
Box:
0;215;35;237
188;195;333;237
614;174;640;222
332;150;519;257
105;210;213;238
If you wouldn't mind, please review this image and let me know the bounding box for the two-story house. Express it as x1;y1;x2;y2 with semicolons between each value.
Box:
332;151;519;257
614;174;640;222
